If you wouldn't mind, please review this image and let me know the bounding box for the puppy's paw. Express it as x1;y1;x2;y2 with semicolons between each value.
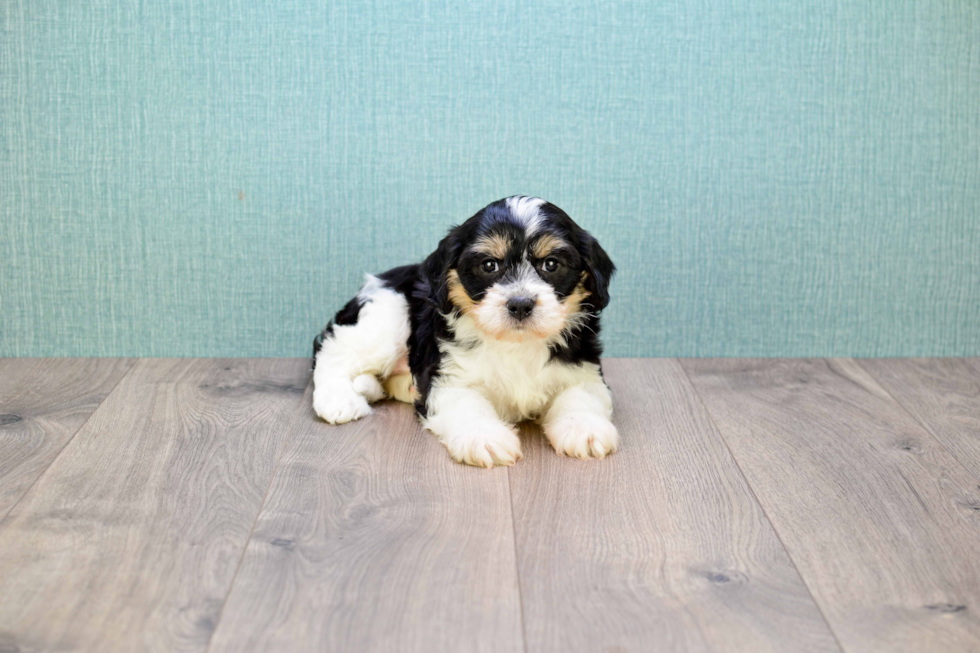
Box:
545;412;618;459
443;423;524;468
313;384;372;424
352;374;385;402
383;372;418;404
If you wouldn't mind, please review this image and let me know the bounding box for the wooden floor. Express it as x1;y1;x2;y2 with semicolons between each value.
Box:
1;358;979;653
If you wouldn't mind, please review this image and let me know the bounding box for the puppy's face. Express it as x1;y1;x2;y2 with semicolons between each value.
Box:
438;197;614;342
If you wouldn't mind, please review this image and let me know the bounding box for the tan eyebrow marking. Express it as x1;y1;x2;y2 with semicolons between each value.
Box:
472;233;512;259
531;234;568;259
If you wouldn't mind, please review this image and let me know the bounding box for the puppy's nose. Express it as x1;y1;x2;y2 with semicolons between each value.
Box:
506;296;536;321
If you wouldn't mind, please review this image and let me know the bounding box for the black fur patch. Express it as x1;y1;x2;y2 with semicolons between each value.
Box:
377;264;421;297
311;294;365;367
379;263;453;415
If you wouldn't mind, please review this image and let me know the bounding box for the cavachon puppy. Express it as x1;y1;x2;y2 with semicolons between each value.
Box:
312;196;617;467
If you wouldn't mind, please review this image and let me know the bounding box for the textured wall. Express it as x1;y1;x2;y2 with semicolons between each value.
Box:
2;0;978;358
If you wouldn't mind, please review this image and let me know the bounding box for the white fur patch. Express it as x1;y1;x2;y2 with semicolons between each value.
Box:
431;312;604;423
312;275;411;424
505;195;545;235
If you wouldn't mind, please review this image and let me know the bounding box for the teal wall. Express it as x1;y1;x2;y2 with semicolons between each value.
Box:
2;1;978;358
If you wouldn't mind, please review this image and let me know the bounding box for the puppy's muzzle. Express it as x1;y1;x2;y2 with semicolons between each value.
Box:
506;296;536;321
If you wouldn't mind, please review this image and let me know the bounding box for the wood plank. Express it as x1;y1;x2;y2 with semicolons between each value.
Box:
859;358;980;479
682;358;980;653
510;358;841;653
0;358;310;653
0;357;135;519
208;398;524;653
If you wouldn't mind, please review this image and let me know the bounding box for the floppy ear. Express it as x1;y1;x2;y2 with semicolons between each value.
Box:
418;225;464;312
582;232;615;311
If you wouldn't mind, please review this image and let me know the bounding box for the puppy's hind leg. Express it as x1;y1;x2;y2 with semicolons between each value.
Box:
312;275;410;424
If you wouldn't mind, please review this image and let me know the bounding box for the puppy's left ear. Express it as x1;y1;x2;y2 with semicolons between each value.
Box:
420;225;464;312
582;232;615;311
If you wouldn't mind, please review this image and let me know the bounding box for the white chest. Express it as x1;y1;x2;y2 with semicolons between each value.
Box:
438;317;595;422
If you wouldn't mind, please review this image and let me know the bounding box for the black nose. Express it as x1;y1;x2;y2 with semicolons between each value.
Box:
506;296;535;321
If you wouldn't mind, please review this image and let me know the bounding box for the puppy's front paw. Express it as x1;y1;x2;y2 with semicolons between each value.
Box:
313;384;372;424
545;412;618;459
443;424;523;468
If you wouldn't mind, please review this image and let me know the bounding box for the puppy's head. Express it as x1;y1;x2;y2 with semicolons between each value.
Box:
424;196;615;342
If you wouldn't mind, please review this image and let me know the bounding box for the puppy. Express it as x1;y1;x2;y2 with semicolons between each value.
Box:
311;196;617;467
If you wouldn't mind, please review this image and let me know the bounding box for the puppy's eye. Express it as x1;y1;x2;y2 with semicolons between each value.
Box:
543;258;560;273
481;260;499;273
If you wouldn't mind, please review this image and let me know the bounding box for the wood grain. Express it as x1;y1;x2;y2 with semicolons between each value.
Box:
859;358;980;479
208;399;524;653
0;357;135;519
0;358;310;653
4;356;979;652
509;358;841;653
682;358;980;653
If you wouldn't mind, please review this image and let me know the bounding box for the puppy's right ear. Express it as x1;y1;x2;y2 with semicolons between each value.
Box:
419;225;464;312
